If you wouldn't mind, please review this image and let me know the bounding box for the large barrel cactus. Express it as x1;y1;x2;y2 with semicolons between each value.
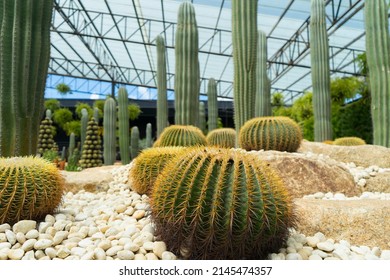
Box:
206;128;236;149
129;147;187;195
239;116;302;152
174;2;200;126
0;156;64;225
365;0;390;147
310;0;333;142
153;125;207;148
151;147;294;259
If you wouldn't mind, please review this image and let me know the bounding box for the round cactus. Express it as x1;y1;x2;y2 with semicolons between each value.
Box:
151;147;294;260
206;128;236;148
333;137;366;146
0;156;64;225
129;147;188;195
239;116;302;152
153;125;207;148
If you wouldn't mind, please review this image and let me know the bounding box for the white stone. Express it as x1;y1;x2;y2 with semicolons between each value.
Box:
285;253;302;260
117;250;135;260
34;239;53;250
105;227;120;237
334;193;346;200
44;247;57;259
324;257;340;260
351;246;365;255
7;249;25;260
81;251;95;260
53;231;68;245
38;222;51;233
21;239;37;252
5;230;16;245
22;250;36;260
133;210;145;220
380;250;390;260
71;247;87;257
0;224;11;233
0;242;11;250
106;245;123;256
312;249;329;258
145;253;159;260
12;220;37;234
55;214;67;221
286;247;296;254
45;214;56;224
372;247;381;257
94;248;107;260
308;255;322;260
339;240;351;249
124;242;140;252
57;247;71;258
153;241;167;259
317;241;334;252
314;232;326;242
78;238;94;248
332;249;349;260
25;229;39;240
306;236;320;247
161;251;177;260
313;192;325;199
75;213;88;221
357;178;366;188
16;232;26;244
143;241;154;251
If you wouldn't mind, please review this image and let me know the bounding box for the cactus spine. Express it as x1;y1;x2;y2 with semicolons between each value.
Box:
175;2;200;126
365;0;390;147
131;126;140;160
151;147;294;259
207;78;218;132
310;0;332;142
156;35;168;137
0;0;53;156
231;0;258;143
146;123;153;148
118;87;130;164
198;102;206;135
255;30;272;117
103;97;116;165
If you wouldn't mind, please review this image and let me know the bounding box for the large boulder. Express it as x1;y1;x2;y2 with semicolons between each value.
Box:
294;198;390;249
364;171;390;193
61;165;116;193
249;150;359;198
298;140;390;168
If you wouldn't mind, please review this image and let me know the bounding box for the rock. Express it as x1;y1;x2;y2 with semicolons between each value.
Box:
34;239;53;250
22;251;36;260
0;252;7;260
295;198;390;249
306;236;320;247
332;249;349;260
143;241;154;251
251;150;358;198
162;251;177;260
285;253;302;260
134;253;147;260
7;249;24;260
309;255;322;260
298;141;390;168
145;253;159;260
53;231;69;245
21;239;37;252
57;247;71;258
133;210;145;220
153;241;167;259
5;230;16;245
0;224;11;233
16;232;26;244
94;248;106;260
71;247;87;257
311;249;329;258
364;171;390;193
25;229;39;240
0;233;6;243
317;241;335;252
117;250;135;260
0;242;11;250
106;245;123;257
12;220;37;234
380;250;390;260
61;165;115;193
81;251;95;260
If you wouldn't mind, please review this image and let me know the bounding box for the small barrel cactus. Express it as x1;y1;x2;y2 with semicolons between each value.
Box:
333;137;366;146
206;128;236;148
239;116;302;152
0;156;64;225
151;147;294;259
129;147;187;195
153;125;207;148
79;118;103;169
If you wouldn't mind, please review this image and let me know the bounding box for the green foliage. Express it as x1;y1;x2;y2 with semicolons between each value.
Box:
330;77;361;104
128;103;142;121
56;83;71;95
239;116;302;152
75;102;93;119
0;156;64;225
53;108;73;130
63;120;81;137
44;99;61;113
271;92;285;107
93;100;105;119
151;147;294;259
42;149;58;162
65;148;81;172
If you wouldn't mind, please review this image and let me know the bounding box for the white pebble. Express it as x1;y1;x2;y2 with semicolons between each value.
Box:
117;250;135;260
285;253;302;260
162;251;177;260
7;249;25;260
5;230;16;245
0;224;11;233
153;241;167;259
380;250;390;260
25;229;39;240
12;220;37;234
21;239;37;252
309;254;322;260
34;239;53;250
317;241;335;252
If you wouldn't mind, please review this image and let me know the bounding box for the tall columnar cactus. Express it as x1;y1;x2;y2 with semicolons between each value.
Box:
156;35;168;137
255;30;272;117
37;116;55;155
198;102;206;134
46;109;52;120
365;0;390;147
80;108;89;151
103;97;117;165
310;0;332;142
207;78;218;132
0;0;53;156
93;107;100;124
146;123;153;148
232;0;258;143
131;126;140;160
239;116;302;152
175;2;200;126
68;132;75;159
153;125;207;148
118;87;130;164
151;147;294;259
79;118;103;169
0;156;64;225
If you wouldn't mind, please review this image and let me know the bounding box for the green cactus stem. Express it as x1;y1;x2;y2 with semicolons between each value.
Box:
80;108;89;152
131;126;140;160
198;102;206;135
118;87;130;164
68;132;75;159
175;1;200;126
146;123;153;148
207;78;218;132
103;97;117;165
156;35;168;137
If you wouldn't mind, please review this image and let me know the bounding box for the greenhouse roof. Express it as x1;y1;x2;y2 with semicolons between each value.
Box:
49;0;368;105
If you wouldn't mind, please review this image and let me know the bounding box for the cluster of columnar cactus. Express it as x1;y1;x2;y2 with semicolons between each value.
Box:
37;114;55;155
79;118;103;169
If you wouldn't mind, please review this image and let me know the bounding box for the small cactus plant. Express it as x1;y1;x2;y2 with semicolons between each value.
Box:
37;117;55;155
0;156;64;225
206;128;236;148
239;116;302;152
129;147;187;195
79;118;103;169
131;126;140;159
153;125;207;148
333;137;366;146
150;147;294;260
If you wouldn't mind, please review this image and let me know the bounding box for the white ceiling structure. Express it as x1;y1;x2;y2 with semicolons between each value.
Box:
49;0;369;105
